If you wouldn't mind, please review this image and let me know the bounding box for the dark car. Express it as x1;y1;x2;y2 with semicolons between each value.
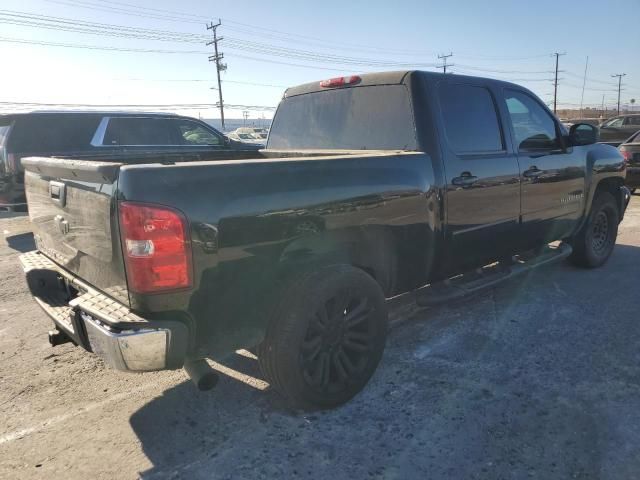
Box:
18;71;628;409
0;111;260;210
598;114;640;146
620;130;640;193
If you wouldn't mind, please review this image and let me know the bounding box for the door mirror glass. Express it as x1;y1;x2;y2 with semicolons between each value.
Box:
569;123;598;146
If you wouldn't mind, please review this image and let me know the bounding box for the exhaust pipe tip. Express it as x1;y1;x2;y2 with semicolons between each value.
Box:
184;359;219;391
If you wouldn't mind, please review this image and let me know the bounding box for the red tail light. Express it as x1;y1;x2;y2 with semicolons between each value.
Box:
319;75;361;88
620;149;632;163
119;202;192;294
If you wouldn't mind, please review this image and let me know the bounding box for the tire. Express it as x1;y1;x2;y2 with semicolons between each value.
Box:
257;265;388;409
568;191;619;268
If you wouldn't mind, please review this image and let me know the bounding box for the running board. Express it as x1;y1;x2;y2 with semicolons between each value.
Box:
415;243;572;307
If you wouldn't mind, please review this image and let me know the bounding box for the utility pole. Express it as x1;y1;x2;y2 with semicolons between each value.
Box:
437;53;454;74
207;20;227;131
552;52;565;115
579;56;588;117
611;73;626;115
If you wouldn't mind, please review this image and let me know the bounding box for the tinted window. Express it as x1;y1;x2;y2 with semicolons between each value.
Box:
439;84;503;153
602;117;623;128
505;90;560;151
268;85;417;150
103;117;176;146
627;116;640;126
9;115;101;152
0;121;11;147
172;119;221;146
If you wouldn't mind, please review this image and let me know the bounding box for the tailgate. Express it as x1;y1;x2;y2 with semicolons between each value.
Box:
23;157;130;306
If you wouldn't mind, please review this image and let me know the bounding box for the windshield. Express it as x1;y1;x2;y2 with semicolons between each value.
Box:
268;85;417;150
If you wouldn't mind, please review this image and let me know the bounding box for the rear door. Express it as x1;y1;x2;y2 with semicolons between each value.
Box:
437;80;521;271
622;115;640;138
502;89;586;246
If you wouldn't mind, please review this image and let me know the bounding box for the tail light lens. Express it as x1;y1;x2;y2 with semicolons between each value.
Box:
119;202;192;294
620;148;632;163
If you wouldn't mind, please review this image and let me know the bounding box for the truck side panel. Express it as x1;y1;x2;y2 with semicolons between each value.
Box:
116;152;440;359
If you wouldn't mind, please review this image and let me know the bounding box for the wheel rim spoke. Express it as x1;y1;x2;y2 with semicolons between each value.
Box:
344;298;370;328
338;349;357;375
343;331;371;353
320;352;331;390
332;350;349;380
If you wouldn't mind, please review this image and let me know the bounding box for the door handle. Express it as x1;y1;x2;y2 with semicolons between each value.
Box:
451;172;478;187
523;166;544;178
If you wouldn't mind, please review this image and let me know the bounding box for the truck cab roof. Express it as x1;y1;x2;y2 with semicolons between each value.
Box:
284;70;525;98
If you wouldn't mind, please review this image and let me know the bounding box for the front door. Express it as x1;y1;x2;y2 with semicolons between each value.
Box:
502;89;586;247
438;81;522;272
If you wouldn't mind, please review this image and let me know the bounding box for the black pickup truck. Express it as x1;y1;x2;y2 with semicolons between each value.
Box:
19;71;629;409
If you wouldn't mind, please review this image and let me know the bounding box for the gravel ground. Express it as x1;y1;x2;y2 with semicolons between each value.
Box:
1;198;640;480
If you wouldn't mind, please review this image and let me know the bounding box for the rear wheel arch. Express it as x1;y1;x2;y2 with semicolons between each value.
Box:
278;226;400;297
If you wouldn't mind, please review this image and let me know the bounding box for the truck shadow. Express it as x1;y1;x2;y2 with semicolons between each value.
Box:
5;232;35;253
130;353;293;478
129;242;640;479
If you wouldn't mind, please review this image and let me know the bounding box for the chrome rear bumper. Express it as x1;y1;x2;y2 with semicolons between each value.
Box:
19;250;188;372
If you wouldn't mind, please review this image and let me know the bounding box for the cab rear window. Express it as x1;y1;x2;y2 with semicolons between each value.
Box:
268;85;417;150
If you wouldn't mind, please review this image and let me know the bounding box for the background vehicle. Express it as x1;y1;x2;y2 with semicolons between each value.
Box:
227;131;265;146
19;71;628;410
0;111;260;210
598;114;640;146
620;130;640;193
561;118;602;129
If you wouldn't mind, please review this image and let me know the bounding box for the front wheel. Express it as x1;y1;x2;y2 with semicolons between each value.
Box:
568;191;619;268
258;265;388;409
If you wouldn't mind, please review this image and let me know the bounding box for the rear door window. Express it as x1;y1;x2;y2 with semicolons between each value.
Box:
103;117;177;146
170;119;222;146
9;115;102;152
438;84;504;153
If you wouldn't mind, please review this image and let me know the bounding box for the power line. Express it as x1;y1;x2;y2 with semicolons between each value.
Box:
0;36;208;54
0;101;276;110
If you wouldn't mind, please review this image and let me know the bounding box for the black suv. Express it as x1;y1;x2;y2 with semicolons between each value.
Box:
0;111;260;210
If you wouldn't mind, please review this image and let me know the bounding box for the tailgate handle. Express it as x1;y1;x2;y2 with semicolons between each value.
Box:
49;181;66;207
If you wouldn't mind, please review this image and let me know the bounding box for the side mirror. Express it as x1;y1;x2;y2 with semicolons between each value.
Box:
569;123;598;146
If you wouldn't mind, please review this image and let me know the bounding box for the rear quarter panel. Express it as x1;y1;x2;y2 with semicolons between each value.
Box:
117;152;439;359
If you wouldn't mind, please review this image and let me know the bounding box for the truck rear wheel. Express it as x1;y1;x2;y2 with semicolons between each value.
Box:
258;265;388;409
568;191;619;268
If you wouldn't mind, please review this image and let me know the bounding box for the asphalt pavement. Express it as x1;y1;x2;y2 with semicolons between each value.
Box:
1;199;640;479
